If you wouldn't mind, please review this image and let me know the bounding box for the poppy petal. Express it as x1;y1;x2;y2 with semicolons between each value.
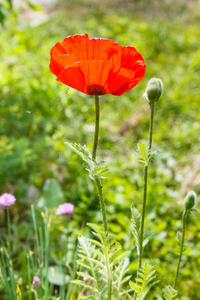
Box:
111;63;146;96
107;68;135;94
57;62;86;93
57;60;118;95
60;34;118;61
50;42;66;56
50;53;78;76
121;46;145;70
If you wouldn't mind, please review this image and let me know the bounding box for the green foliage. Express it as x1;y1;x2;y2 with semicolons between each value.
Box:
131;205;149;257
47;266;70;286
163;286;178;300
131;204;141;256
37;178;64;208
66;142;108;180
73;223;130;299
129;264;159;300
135;142;157;166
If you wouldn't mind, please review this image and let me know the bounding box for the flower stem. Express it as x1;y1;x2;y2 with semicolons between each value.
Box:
92;95;108;236
174;211;187;289
92;95;100;160
27;255;32;300
138;101;155;271
7;209;11;255
6;209;16;299
44;210;50;300
92;95;111;300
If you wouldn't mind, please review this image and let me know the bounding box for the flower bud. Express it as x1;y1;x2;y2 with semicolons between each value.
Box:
32;276;40;287
184;191;196;211
144;78;163;103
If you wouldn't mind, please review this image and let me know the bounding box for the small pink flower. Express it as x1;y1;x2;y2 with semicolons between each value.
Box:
32;276;40;286
0;193;16;208
56;203;74;216
83;276;89;282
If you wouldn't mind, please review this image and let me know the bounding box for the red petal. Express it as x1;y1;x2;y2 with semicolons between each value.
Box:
111;47;146;95
56;62;86;93
121;46;145;69
58;60;116;95
107;68;135;94
49;53;77;76
50;42;66;56
60;34;118;61
111;63;146;96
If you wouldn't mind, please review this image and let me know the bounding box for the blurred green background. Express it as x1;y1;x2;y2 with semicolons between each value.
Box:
0;0;200;298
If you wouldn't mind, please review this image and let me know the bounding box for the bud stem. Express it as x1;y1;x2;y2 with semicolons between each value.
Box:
138;101;155;272
174;211;187;289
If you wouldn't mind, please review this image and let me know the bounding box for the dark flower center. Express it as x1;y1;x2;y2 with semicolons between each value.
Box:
87;84;106;95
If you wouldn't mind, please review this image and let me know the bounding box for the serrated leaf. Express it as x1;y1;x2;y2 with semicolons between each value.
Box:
77;272;95;282
111;251;129;267
129;264;159;300
65;142;108;180
163;285;178;300
142;238;149;249
77;260;92;271
130;280;140;293
72;280;98;292
135;142;149;166
131;204;141;256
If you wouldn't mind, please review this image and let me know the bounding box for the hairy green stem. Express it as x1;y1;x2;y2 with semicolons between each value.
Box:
92;95;108;236
92;95;111;299
174;211;186;289
138;101;155;271
95;177;108;235
92;95;100;160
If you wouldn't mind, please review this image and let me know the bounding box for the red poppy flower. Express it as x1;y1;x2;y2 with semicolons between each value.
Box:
49;34;146;96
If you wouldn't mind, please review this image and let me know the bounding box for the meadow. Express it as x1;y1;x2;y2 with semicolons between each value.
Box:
0;0;200;299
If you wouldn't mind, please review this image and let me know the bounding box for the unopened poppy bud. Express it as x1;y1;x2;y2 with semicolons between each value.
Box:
144;78;163;103
184;191;196;211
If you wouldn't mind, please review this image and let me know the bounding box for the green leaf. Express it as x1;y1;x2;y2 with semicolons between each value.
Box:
72;280;98;292
135;141;158;165
77;272;95;282
65;142;108;180
37;178;64;208
47;266;70;286
135;142;149;166
131;204;141;256
129;263;159;300
163;285;178;300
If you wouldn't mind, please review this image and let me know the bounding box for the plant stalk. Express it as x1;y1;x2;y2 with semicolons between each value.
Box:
174;211;186;289
44;210;50;300
92;95;108;236
138;101;155;271
7;209;11;255
92;95;111;299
